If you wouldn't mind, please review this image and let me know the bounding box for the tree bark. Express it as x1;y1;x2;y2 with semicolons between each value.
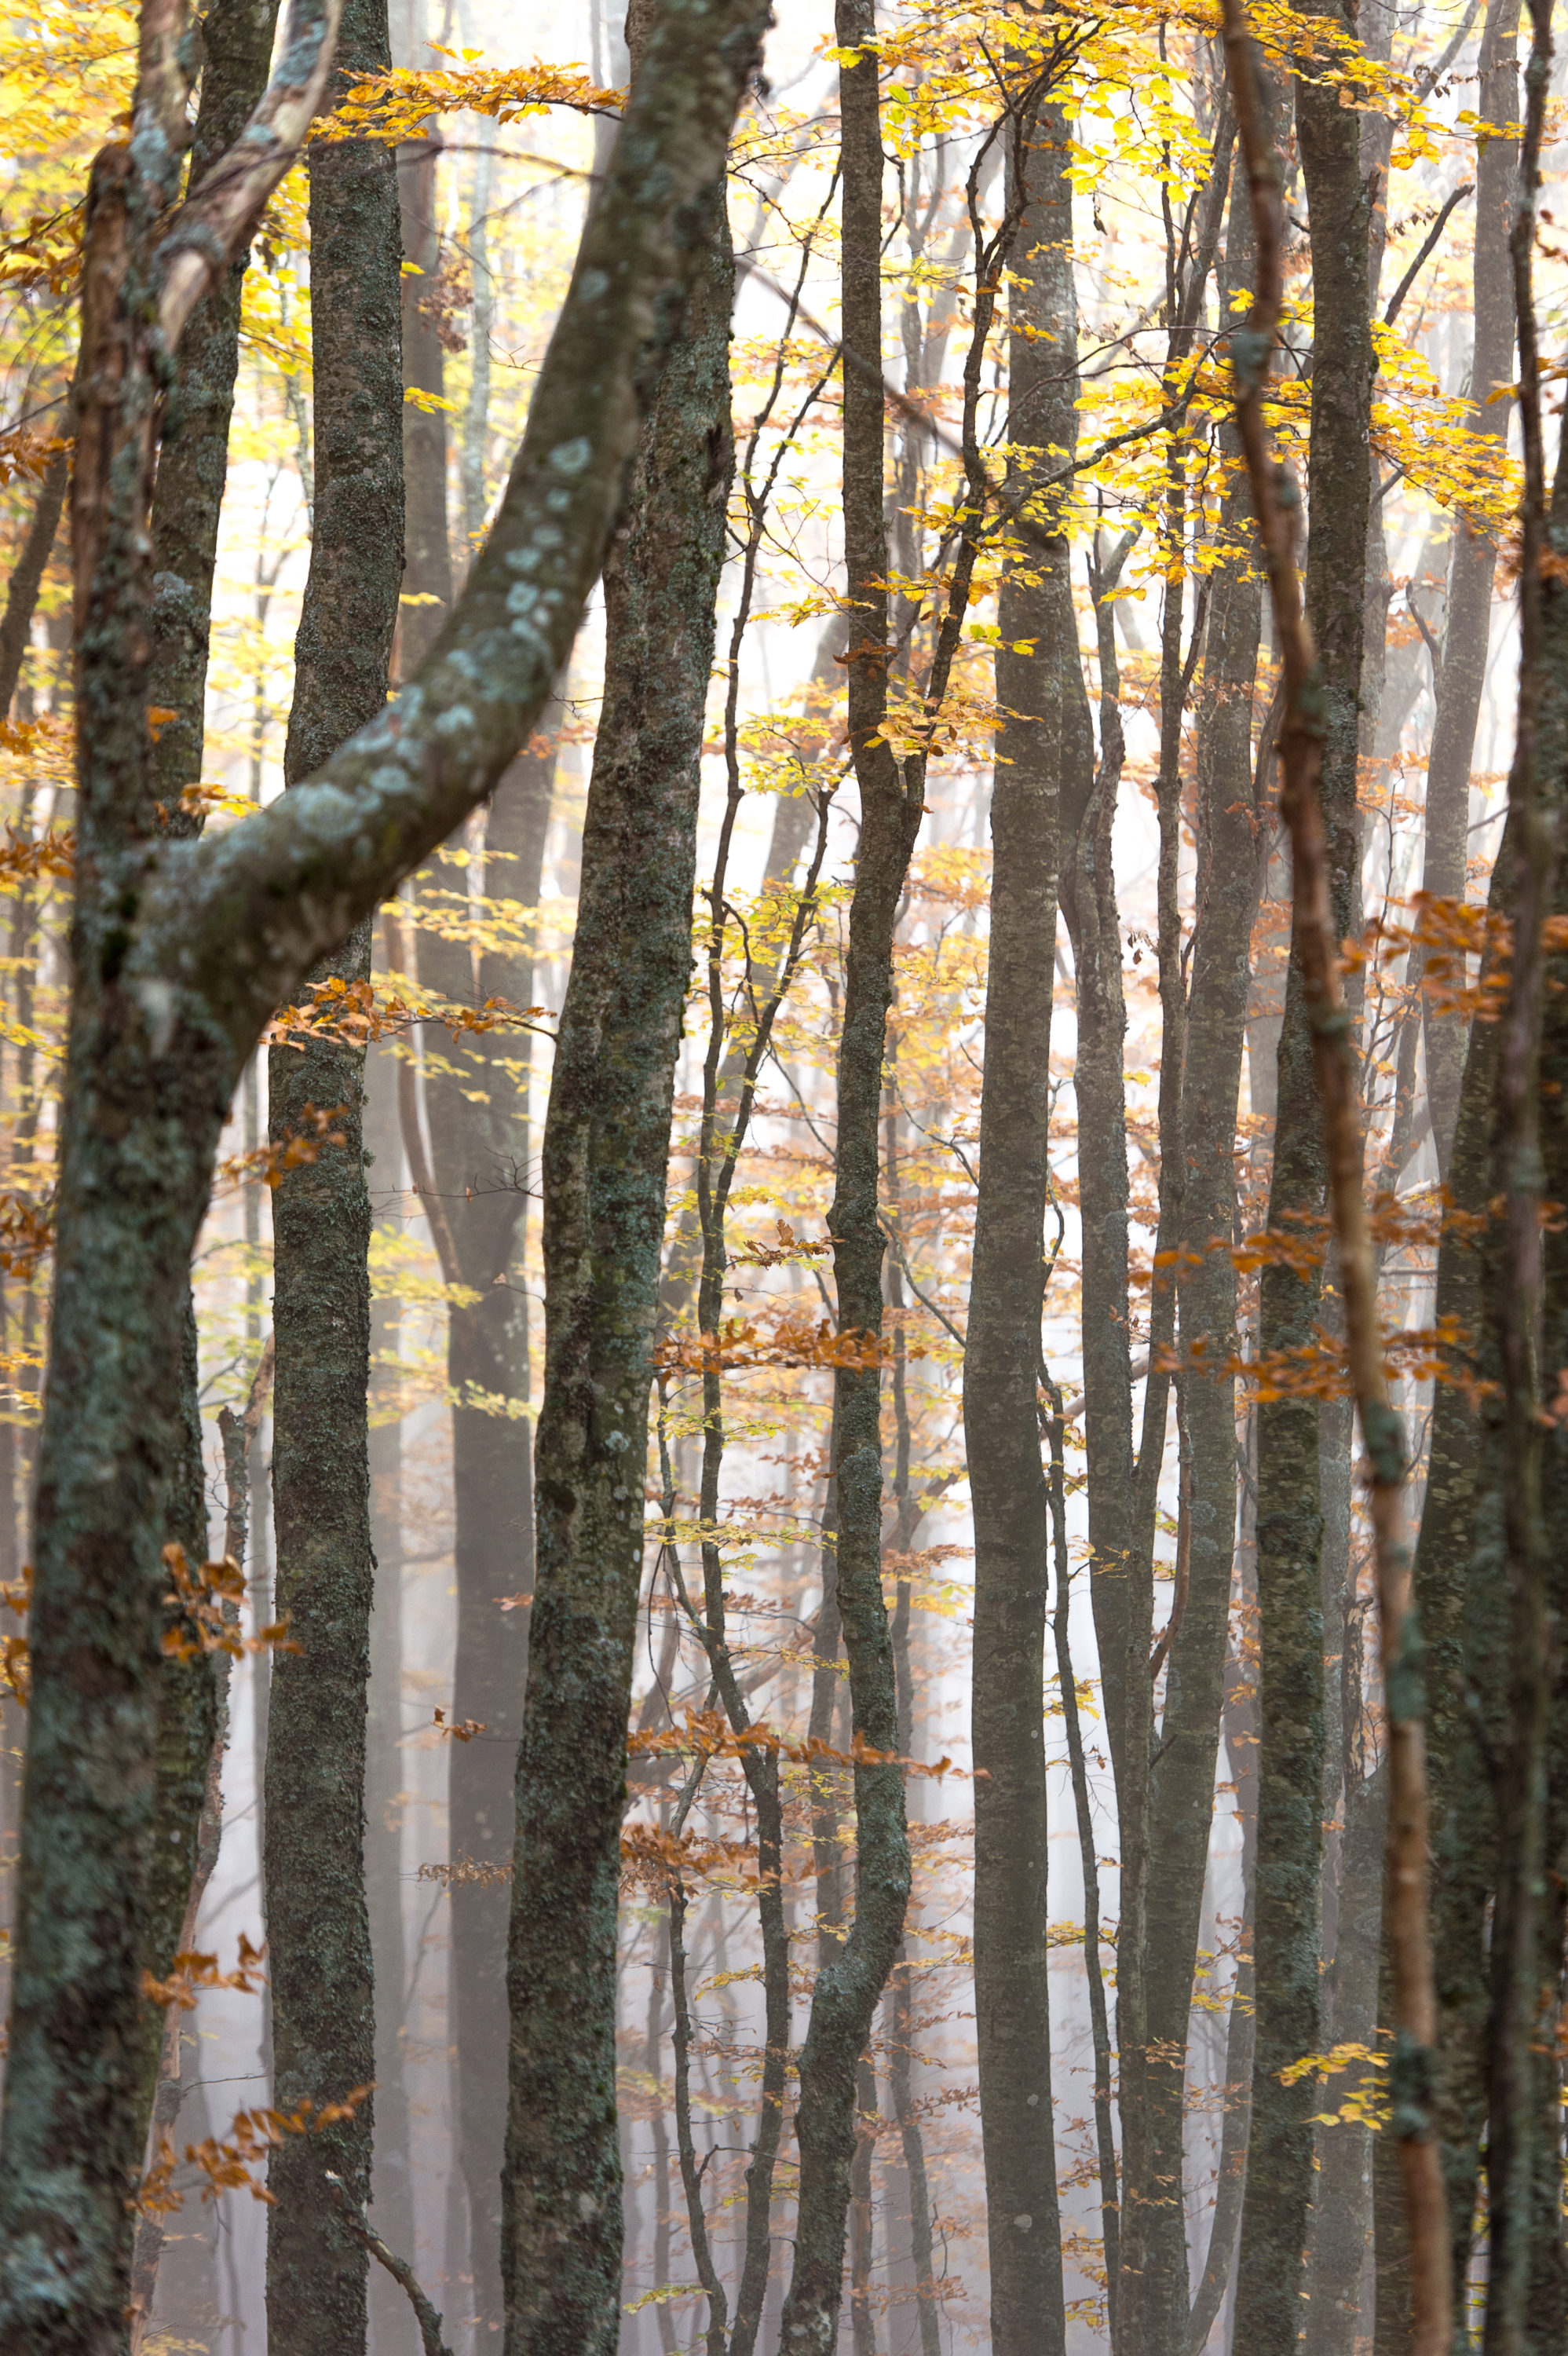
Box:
1233;17;1372;2345
500;5;735;2346
964;94;1079;2356
265;5;404;2341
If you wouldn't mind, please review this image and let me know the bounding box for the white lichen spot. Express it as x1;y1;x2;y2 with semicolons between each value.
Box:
133;979;177;1059
577;2192;600;2220
434;706;474;739
1013;2215;1033;2232
576;270;609;303
549;437;594;478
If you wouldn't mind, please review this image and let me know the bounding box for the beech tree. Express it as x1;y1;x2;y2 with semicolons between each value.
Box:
0;2;1563;2352
0;2;770;2343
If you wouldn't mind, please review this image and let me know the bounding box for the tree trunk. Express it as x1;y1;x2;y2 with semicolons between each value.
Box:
777;13;916;2349
1233;19;1372;2348
265;3;404;2342
1409;844;1515;2310
146;0;283;816
0;451;67;721
1420;0;1519;1179
1304;1758;1388;2356
963;95;1079;2356
418;734;554;2337
367;1028;418;2356
500;5;733;2345
139;0;284;2152
1139;115;1259;2356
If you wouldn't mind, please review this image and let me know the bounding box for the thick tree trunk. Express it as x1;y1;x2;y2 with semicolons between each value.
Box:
265;7;405;2343
1420;0;1519;1179
777;14;915;2350
964;97;1080;2356
1233;18;1372;2349
500;8;734;2346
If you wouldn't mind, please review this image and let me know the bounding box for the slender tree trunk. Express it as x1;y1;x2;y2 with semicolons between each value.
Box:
395;30;557;2321
139;0;284;2151
1421;0;1519;1179
777;16;917;2348
1233;22;1372;2347
1188;1619;1259;2355
1224;14;1452;2340
1173;123;1266;2289
500;6;734;2345
416;733;554;2337
1133;108;1247;2356
1530;647;1568;2350
1480;41;1558;2339
265;7;405;2343
0;452;67;721
964;96;1077;2356
367;1027;418;2356
1405;845;1518;2325
147;0;283;814
1060;551;1144;2333
1304;1756;1389;2356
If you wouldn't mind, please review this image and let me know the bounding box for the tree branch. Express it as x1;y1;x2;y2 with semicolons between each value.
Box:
141;0;773;1065
324;2174;454;2356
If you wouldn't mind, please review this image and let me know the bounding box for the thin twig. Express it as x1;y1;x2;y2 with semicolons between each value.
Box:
323;2173;453;2356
